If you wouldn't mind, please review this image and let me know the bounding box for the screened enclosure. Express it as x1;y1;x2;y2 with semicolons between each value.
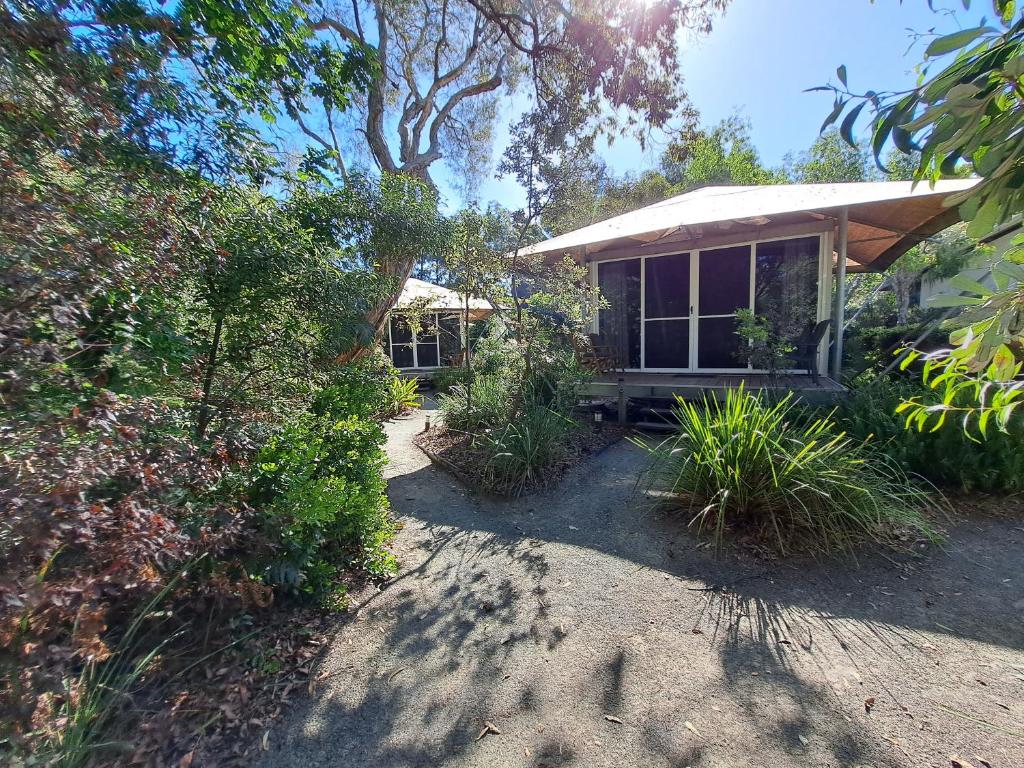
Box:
594;234;826;372
386;312;463;370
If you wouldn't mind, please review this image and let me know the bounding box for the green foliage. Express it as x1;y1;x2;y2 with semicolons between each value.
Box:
843;320;932;376
438;374;515;433
635;387;939;555
817;2;1024;432
734;308;795;373
431;365;475;394
314;352;416;421
387;376;423;417
786;129;873;183
251;410;396;596
835;378;1024;493
663;115;785;188
482;405;577;496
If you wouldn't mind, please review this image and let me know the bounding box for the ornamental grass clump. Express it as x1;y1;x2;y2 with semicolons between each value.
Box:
636;386;941;555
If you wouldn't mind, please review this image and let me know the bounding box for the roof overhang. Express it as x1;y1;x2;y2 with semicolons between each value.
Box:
393;277;494;316
522;180;979;273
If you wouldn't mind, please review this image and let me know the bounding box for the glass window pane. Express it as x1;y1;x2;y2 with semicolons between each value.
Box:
391;344;414;368
644;319;689;368
438;314;462;364
644;253;691;318
415;313;438;344
416;343;439;367
699;246;750;316
698;316;745;369
755;236;820;348
390;315;413;344
598;259;641;368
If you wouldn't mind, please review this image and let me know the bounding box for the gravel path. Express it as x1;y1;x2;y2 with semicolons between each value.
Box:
257;401;1024;768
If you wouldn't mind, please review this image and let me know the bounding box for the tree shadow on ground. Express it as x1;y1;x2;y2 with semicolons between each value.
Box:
257;407;1024;768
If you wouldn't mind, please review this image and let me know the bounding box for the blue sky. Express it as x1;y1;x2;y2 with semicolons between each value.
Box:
437;0;988;210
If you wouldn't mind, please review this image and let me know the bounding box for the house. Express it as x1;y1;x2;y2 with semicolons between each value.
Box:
519;179;978;402
384;277;494;375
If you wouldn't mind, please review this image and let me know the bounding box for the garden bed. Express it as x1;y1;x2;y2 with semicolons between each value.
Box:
414;420;628;496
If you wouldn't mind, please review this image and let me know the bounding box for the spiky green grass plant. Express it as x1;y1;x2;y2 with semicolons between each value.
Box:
635;386;941;555
483;404;576;496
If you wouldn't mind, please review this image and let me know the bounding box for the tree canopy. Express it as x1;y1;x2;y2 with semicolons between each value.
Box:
817;0;1024;434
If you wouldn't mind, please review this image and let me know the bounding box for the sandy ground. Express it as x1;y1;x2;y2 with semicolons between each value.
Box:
256;400;1024;768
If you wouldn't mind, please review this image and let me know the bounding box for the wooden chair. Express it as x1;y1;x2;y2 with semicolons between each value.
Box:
792;319;831;382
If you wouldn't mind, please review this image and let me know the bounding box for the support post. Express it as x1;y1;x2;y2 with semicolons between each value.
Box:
617;376;627;424
831;207;849;381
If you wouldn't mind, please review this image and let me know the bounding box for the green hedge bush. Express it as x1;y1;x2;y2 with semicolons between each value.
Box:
834;377;1024;493
252;378;397;600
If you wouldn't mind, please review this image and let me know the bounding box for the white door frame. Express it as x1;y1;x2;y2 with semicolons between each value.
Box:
592;232;830;374
388;311;443;370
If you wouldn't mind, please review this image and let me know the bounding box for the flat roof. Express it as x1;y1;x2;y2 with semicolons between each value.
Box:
521;179;979;272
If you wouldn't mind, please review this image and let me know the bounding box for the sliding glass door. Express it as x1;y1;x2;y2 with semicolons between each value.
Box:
596;259;641;369
696;245;750;369
595;234;823;373
644;253;691;369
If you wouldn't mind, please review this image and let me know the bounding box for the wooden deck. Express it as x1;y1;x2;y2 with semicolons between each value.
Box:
582;372;845;403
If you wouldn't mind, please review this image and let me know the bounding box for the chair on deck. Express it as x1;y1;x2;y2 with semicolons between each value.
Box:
792;319;831;382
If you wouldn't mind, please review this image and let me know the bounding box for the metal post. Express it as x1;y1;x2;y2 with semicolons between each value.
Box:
831;207;849;381
617;376;627;424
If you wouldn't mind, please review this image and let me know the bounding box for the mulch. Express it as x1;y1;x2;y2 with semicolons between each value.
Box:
413;419;629;497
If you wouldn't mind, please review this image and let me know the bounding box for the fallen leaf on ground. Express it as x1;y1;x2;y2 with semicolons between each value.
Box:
261;731;270;751
798;734;809;747
475;720;501;741
604;715;623;724
684;721;703;738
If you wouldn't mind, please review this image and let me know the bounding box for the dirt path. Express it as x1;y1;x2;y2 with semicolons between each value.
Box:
257;401;1024;768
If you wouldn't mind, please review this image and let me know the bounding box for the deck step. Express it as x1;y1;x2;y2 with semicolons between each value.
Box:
632;420;679;433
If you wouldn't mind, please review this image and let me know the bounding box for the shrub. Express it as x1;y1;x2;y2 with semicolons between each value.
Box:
314;352;416;421
386;375;423;417
437;373;515;432
834;377;1024;493
431;365;474;394
636;387;940;555
482;405;576;496
250;413;396;598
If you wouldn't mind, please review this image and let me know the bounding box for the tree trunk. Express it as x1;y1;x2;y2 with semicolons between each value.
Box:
195;315;223;440
894;271;913;325
336;167;433;365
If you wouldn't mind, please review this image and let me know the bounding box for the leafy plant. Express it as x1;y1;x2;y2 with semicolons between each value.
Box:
437;374;515;433
251;414;396;597
635;387;940;555
734;308;794;373
482;405;576;496
835;377;1024;493
385;376;423;417
431;365;475;394
816;1;1024;431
